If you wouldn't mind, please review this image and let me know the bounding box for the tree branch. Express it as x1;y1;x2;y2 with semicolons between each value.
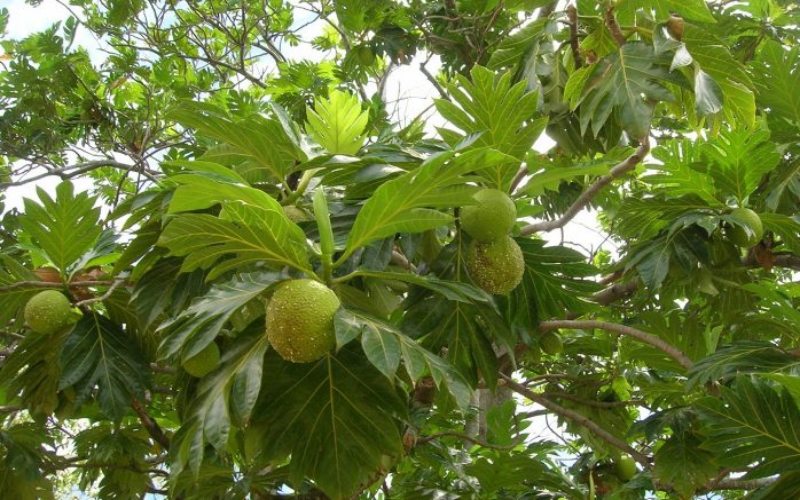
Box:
521;142;650;235
604;5;626;46
75;277;128;307
0;280;114;293
592;279;639;306
539;319;693;371
131;398;171;451
543;391;645;409
418;431;520;450
743;251;800;271
1;160;159;189
500;373;651;467
420;58;448;100
710;477;777;491
567;4;582;67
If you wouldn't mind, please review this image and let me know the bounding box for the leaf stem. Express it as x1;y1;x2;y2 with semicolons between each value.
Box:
283;168;319;205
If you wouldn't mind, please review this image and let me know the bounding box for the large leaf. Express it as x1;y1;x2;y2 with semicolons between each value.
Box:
625;225;711;289
253;348;407;499
158;271;279;360
486;18;554;96
652;432;718;497
760;212;800;255
435;66;547;188
342;148;511;262
697;377;800;478
641;139;721;205
402;297;506;389
687;342;800;389
0;255;40;327
524;148;632;197
306;90;368;155
59;313;150;420
165;160;283;213
170;101;305;181
699;127;780;203
680;24;756;126
341;270;491;303
170;331;269;477
335;309;472;408
158;202;313;279
73;424;152;499
618;0;716;23
18;181;102;274
566;42;675;139
0;323;69;416
510;238;600;327
0;424;55;500
752;41;800;143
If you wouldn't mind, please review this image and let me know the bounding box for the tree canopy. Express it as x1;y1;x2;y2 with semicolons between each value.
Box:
1;0;800;498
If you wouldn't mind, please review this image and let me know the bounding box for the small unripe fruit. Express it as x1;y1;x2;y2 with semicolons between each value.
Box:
24;290;79;335
356;45;376;65
282;205;308;223
182;342;221;378
615;456;637;481
540;331;563;355
727;207;763;247
465;236;524;294
460;188;517;242
266;279;341;363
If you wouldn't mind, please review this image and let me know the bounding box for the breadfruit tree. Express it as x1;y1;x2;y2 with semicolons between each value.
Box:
1;1;799;498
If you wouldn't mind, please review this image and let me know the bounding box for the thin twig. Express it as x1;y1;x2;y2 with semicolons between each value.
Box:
75;277;128;307
131;398;171;451
0;280;114;293
1;160;159;189
539;319;693;370
543;391;646;409
418;431;521;450
501;373;651;467
420;59;449;101
521;142;650;235
604;5;626;46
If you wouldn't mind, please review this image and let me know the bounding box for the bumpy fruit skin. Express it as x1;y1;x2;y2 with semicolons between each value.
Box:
727;207;763;247
465;236;525;294
266;279;341;363
23;290;78;335
182;342;221;378
615;456;638;481
460;188;517;242
540;331;563;355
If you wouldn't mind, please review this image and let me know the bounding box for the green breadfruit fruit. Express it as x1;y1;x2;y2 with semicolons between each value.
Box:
182;342;221;378
465;236;524;294
266;279;341;363
460;188;517;242
540;331;563;355
615;456;637;481
356;45;376;65
726;207;763;247
23;290;80;335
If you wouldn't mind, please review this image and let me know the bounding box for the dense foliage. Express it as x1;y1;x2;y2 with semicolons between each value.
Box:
1;0;800;498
